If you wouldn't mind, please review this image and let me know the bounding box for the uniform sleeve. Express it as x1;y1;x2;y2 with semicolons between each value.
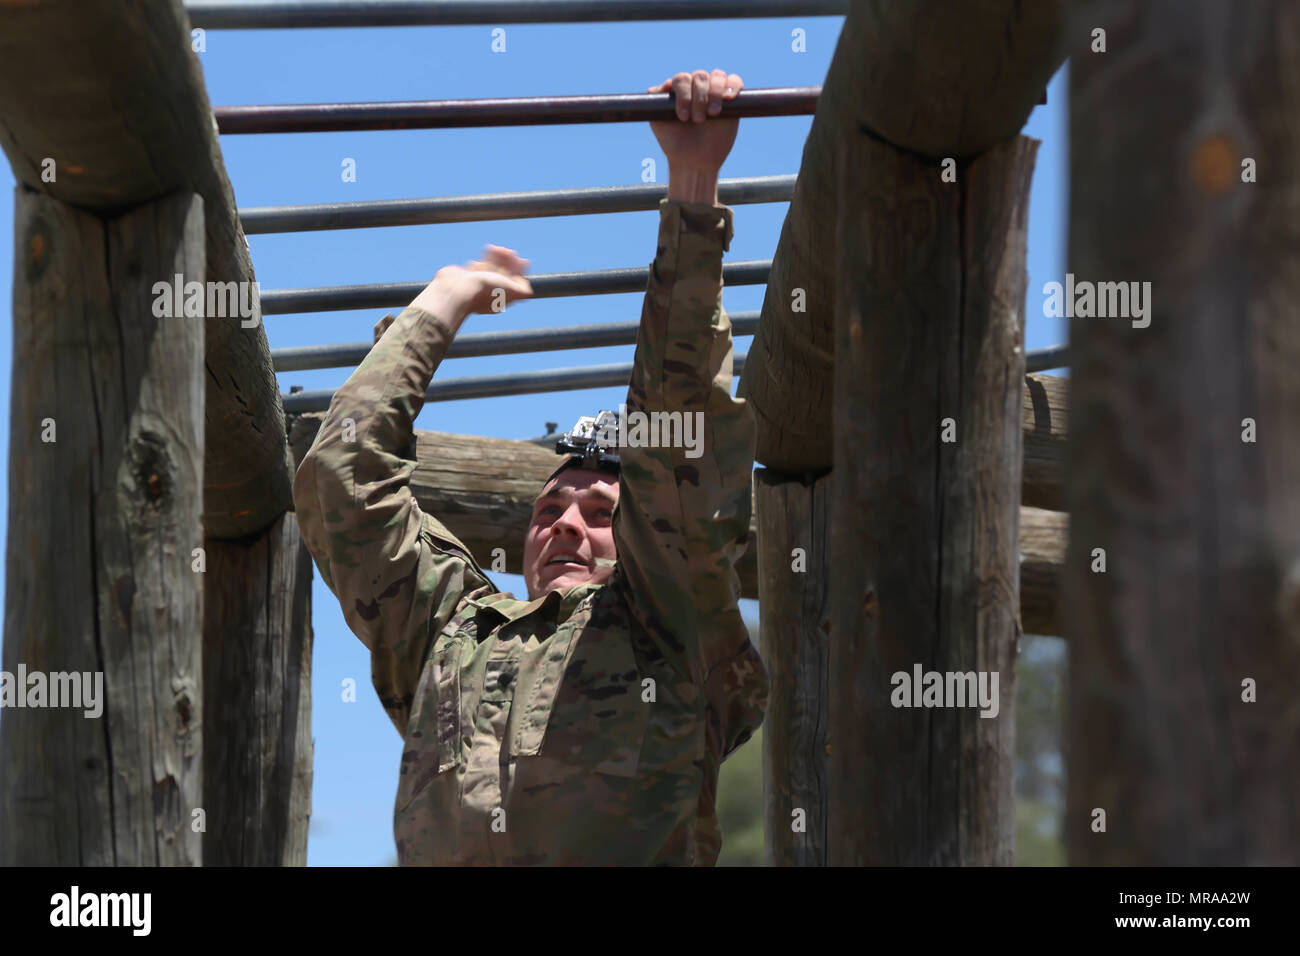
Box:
612;198;759;683
292;302;495;734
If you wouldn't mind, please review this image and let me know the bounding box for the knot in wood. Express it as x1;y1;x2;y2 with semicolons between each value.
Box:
22;212;52;284
172;676;197;730
862;590;879;619
1189;134;1237;196
129;432;173;510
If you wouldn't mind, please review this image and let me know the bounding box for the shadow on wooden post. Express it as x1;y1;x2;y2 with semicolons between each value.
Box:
202;514;314;866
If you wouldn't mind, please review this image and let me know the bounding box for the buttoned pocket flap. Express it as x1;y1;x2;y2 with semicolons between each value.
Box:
519;621;649;778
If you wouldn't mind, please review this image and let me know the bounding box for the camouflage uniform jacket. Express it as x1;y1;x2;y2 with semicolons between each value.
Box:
293;199;768;865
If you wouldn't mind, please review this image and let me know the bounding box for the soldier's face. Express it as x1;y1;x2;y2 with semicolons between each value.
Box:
523;469;620;598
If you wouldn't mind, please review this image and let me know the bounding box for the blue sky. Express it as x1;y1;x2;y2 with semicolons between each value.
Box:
0;13;1067;865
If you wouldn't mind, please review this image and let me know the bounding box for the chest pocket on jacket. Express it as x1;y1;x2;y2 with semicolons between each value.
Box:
397;629;465;812
514;604;649;778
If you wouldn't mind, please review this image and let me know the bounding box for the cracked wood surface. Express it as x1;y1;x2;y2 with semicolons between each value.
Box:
0;0;292;538
1;189;204;865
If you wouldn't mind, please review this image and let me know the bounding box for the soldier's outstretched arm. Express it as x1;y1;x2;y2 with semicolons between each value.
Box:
614;198;756;684
292;253;532;731
615;70;761;699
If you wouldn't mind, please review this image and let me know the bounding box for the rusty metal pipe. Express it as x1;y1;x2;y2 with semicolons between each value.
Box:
215;87;820;134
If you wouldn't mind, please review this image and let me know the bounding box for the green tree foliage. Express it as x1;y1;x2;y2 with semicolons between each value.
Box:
714;630;1067;867
716;725;765;866
1014;634;1066;865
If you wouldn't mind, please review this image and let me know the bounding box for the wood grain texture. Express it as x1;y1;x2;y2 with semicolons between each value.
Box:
202;513;314;866
737;0;1067;472
1;188;205;865
829;134;1038;865
0;0;293;538
1065;0;1300;865
1023;373;1068;510
755;469;831;866
1020;507;1068;638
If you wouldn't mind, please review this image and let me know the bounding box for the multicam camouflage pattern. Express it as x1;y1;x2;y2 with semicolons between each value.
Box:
293;199;767;865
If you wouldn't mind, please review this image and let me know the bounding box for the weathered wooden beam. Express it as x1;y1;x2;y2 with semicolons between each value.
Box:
289;413;1065;634
737;0;1067;472
1065;0;1300;865
202;513;314;866
1023;372;1068;511
1020;507;1067;639
0;0;293;538
1;188;205;865
755;469;831;866
829;133;1038;865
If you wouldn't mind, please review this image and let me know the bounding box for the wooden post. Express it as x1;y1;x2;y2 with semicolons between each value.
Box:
0;0;294;539
0;0;315;861
829;135;1038;865
738;0;1066;473
202;513;314;866
0;188;205;865
755;469;831;866
1065;0;1300;864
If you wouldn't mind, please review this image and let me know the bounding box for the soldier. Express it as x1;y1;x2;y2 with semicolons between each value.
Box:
293;68;768;865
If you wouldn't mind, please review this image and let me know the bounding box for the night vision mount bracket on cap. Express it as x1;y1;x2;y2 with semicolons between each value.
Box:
546;409;622;483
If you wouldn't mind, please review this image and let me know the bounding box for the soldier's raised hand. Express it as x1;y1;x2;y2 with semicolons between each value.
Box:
647;69;744;173
412;244;534;321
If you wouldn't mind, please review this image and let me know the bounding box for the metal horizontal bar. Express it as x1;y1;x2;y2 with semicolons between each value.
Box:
283;352;749;413
215;86;819;134
273;312;761;371
279;344;1070;413
187;1;848;29
1025;344;1069;373
262;260;771;313
241;175;796;234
